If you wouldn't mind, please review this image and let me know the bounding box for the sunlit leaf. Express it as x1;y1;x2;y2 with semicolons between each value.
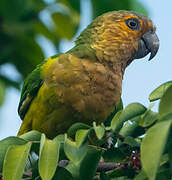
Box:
111;103;146;133
19;130;41;141
149;81;172;102
75;129;89;147
93;122;105;140
39;135;60;180
3;142;31;180
141;114;172;180
67;122;90;137
64;135;88;164
0;137;27;171
159;85;172;119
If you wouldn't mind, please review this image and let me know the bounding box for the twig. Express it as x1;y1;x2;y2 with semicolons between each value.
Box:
58;160;120;172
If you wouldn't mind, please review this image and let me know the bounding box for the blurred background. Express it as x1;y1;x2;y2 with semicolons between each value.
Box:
0;0;171;139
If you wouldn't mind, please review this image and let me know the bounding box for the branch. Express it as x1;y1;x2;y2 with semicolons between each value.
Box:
58;160;120;172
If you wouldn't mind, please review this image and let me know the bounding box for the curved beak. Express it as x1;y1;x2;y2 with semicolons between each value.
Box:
134;31;159;61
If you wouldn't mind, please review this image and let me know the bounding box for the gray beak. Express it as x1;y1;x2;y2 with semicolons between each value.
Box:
134;31;159;61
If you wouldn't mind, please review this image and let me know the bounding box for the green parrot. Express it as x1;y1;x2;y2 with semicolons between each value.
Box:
17;10;159;138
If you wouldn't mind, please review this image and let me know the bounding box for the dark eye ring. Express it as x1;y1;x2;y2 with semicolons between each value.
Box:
125;18;140;30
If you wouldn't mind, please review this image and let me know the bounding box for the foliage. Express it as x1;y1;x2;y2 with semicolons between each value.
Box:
0;0;147;107
0;82;171;180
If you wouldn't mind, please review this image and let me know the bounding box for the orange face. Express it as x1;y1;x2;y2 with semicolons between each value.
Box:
77;10;159;64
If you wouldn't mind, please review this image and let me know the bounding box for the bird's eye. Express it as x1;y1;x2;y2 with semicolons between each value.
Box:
125;18;140;30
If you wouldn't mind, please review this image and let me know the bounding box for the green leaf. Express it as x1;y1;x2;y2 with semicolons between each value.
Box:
53;134;65;143
64;135;88;164
93;122;105;140
52;12;76;39
91;0;130;18
139;107;158;127
141;114;172;180
103;147;125;163
80;146;102;180
19;130;41;141
111;110;122;131
0;80;6;106
66;162;80;179
52;167;73;180
149;81;172;102
39;135;60;180
75;129;89;147
119;116;142;137
0;137;27;171
134;171;148;180
159;85;172;119
130;0;148;16
2;142;31;180
122;136;140;147
111;103;146;133
67;122;90;138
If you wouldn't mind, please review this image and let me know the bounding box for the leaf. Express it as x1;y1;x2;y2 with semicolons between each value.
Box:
75;129;89;147
0;137;27;171
64;135;88;164
93;122;105;140
52;12;76;39
103;147;125;163
130;0;148;16
2;142;31;180
52;167;73;180
111;103;146;133
66;162;80;179
119;116;142;137
91;0;130;18
39;135;60;180
149;81;172;102
159;85;172;119
80;146;102;180
122;136;140;147
139;107;158;127
19;130;41;141
134;171;148;180
0;80;6;106
67;122;90;138
141;114;172;180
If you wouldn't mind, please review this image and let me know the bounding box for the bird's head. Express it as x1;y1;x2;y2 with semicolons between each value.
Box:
76;10;159;66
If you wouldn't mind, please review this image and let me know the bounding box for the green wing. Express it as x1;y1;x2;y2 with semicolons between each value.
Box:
18;63;43;119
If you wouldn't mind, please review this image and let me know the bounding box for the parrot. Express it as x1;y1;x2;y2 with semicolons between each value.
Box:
17;10;159;138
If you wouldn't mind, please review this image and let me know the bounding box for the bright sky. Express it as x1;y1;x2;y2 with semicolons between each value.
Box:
0;0;171;139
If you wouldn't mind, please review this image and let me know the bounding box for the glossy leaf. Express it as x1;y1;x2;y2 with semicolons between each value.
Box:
0;137;27;171
139;110;158;127
75;129;89;147
149;81;172;102
3;142;31;180
159;85;172;118
67;122;90;137
111;103;146;133
19;130;42;141
141;115;172;180
93;122;105;140
80;146;102;180
64;136;88;164
39;135;60;180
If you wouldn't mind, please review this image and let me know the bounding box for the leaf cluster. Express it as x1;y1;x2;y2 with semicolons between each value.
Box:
0;81;172;180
